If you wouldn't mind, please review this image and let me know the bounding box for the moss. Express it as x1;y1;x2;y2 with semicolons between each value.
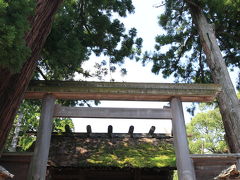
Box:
49;136;176;168
84;139;176;168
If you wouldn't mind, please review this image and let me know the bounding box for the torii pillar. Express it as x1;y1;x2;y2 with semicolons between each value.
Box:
171;97;196;180
27;94;55;180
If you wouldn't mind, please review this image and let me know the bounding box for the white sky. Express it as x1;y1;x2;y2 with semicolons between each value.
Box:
72;0;239;134
73;0;176;134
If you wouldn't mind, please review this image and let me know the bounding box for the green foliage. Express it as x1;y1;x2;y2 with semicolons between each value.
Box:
187;107;228;154
86;140;176;168
0;0;142;78
38;0;142;80
16;100;40;150
203;0;240;70
0;0;35;72
5;100;75;151
144;0;240;83
54;118;74;133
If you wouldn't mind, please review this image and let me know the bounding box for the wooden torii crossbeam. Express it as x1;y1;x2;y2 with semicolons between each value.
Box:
25;80;221;180
54;105;172;119
25;80;221;101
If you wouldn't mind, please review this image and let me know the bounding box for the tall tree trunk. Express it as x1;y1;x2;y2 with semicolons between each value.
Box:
187;2;240;152
0;0;63;153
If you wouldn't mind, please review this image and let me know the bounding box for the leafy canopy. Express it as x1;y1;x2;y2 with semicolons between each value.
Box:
187;106;228;154
3;0;144;150
143;0;240;83
0;0;34;72
0;0;142;78
38;0;142;80
186;91;240;154
5;100;74;151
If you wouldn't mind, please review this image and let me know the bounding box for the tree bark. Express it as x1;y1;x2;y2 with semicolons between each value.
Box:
187;2;240;152
0;0;63;153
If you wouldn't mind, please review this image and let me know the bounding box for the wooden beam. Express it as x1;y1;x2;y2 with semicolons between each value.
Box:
25;80;221;102
108;125;113;138
191;153;240;170
86;125;92;137
148;126;156;135
171;98;196;180
27;95;55;180
190;154;240;159
25;131;172;139
190;154;240;179
128;125;134;138
54;105;172;119
237;157;240;170
57;133;171;138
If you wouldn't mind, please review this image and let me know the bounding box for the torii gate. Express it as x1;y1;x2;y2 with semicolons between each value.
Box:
25;80;222;180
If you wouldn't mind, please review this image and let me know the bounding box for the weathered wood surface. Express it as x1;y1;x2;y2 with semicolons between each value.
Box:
0;165;14;179
25;80;221;102
67;133;171;139
237;157;240;170
171;98;196;180
0;152;174;180
191;154;240;180
48;167;174;180
128;126;134;138
86;125;92;136
27;95;55;180
54;105;172;119
2;152;240;180
0;153;32;180
148;126;156;135
25;131;172;139
108;125;113;138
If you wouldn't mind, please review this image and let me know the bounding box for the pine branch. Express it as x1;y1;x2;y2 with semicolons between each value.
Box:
176;33;194;62
153;2;166;8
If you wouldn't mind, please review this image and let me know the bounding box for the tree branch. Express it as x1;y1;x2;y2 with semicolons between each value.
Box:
153;3;166;8
184;0;201;9
36;66;48;80
176;32;194;62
